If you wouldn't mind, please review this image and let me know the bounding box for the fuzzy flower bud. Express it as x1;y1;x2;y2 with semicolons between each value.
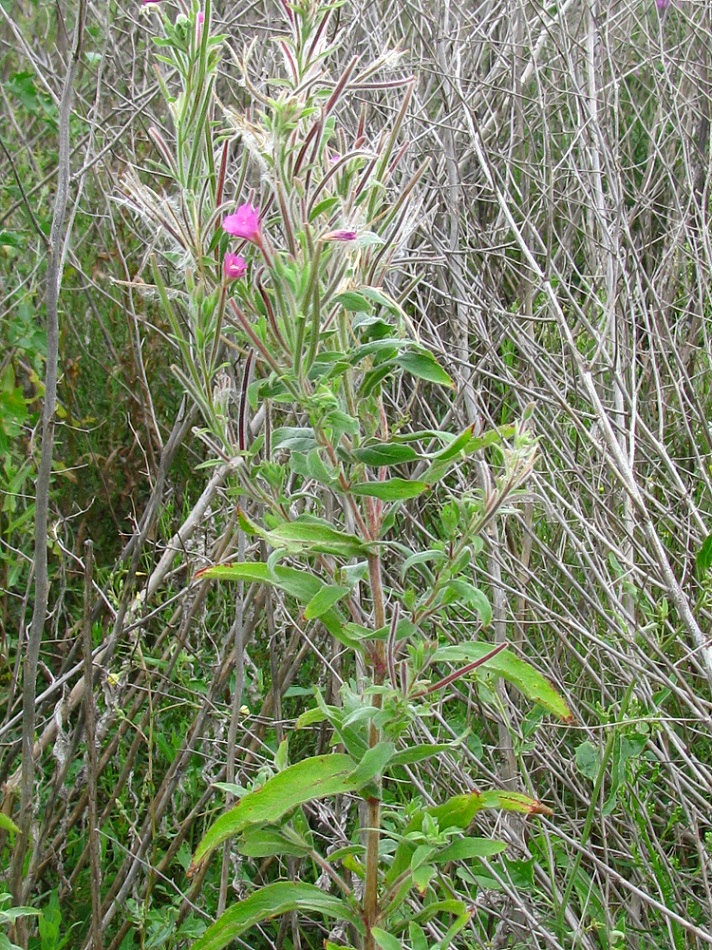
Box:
323;229;358;242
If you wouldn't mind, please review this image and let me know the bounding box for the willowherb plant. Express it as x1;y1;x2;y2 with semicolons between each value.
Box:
128;1;572;948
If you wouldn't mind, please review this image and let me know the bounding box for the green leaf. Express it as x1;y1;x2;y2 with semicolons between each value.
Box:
324;408;360;437
355;232;385;248
438;907;474;950
266;519;374;558
0;365;27;441
396;350;453;388
440;580;492;625
427;425;475;462
424;793;486;831
197;561;355;642
333;291;372;312
237;827;312;858
389;742;454;767
290;448;335;485
304;585;352;620
418;789;551;835
351;443;419;466
434;838;507;863
359;286;403;315
199;562;317;603
409;899;468;926
310;196;340;220
0;907;40;924
272;426;318;452
434;644;572;721
359;362;396;397
409;923;428;950
389;796;492;887
0;813;20;835
190;755;357;869
462;424;515;452
602;735;643;817
401;548;447;576
350;741;395;786
476;790;553;815
417;458;454;486
696;533;712;578
212;782;246;797
191;883;363;950
349;339;402;362
412;863;436;893
295;706;328;728
575;741;600;781
350;478;429;501
371;928;403;950
484;650;572;721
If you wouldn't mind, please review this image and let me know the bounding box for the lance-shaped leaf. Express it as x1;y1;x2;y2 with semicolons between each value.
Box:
190;754;357;872
434;644;573;721
268;521;373;557
388;741;458;767
196;562;353;643
333;290;373;312
437;580;492;626
303;584;352;619
350;741;395;786
236;826;313;858
425;424;475;462
272;426;318;452
358;285;404;316
372;929;403;950
433;838;507;863
696;533;712;578
385;790;550;887
476;789;554;815
198;561;322;604
238;509;374;558
0;813;20;835
351;442;420;466
191;882;363;950
350;478;429;501
396;349;453;388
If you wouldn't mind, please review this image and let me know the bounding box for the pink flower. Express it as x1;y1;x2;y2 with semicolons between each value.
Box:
224;253;247;281
196;10;205;38
142;0;163;4
323;229;358;242
656;0;670;8
222;204;261;243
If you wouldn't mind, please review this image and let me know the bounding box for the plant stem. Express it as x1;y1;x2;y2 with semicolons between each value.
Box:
10;0;86;913
83;541;103;950
555;676;636;935
363;547;386;950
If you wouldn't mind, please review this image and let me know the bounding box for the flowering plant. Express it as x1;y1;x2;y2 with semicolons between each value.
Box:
128;2;572;948
222;203;261;244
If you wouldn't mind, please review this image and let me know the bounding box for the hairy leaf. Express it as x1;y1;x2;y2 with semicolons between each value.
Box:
190;883;363;950
190;755;357;869
434;838;507;862
396;350;453;388
350;478;429;501
351;442;420;466
435;644;572;721
304;584;352;619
